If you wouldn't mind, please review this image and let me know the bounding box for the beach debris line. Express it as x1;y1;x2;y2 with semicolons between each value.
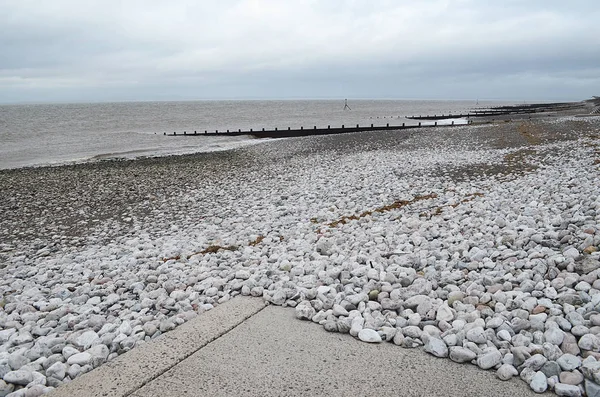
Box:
323;193;438;229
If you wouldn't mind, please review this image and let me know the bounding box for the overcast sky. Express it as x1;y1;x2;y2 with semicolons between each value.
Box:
1;0;598;103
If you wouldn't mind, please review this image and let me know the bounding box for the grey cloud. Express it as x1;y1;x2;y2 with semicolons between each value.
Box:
0;0;598;103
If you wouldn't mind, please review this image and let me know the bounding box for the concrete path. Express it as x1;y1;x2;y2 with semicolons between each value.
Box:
51;297;538;397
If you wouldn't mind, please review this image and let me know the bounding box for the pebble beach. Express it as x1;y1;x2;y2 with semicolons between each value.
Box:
1;111;600;396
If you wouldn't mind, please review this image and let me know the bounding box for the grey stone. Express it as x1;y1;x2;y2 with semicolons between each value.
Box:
585;379;600;397
0;379;14;397
558;354;582;371
0;329;16;344
25;384;47;397
466;327;487;344
496;364;518;380
497;329;512;342
581;359;600;383
404;295;430;309
512;346;531;367
567;312;585;327
424;337;448;358
74;330;100;350
554;383;582;396
541;361;561;378
579;334;600;351
332;304;349;317
545;327;565;345
530;371;548;393
477;349;502;370
61;346;79;359
323;321;338;333
87;344;109;368
520;367;536;383
7;354;29;371
235;269;250;280
66;352;92;366
560;370;584;385
45;362;66;380
2;369;32;386
358;329;381;343
0;365;9;379
67;363;81;379
435;304;454;322
295;302;316;321
521;354;547;371
543;343;564;361
449;346;477;363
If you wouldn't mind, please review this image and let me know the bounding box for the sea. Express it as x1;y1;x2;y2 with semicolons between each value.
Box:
0;99;517;170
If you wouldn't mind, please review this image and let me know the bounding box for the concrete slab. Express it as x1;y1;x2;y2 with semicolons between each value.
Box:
131;305;538;397
49;297;267;397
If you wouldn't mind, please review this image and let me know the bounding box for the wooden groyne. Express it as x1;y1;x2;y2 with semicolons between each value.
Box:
165;121;463;139
407;101;585;121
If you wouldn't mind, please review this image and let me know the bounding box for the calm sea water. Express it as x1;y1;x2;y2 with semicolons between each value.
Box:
0;99;515;169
